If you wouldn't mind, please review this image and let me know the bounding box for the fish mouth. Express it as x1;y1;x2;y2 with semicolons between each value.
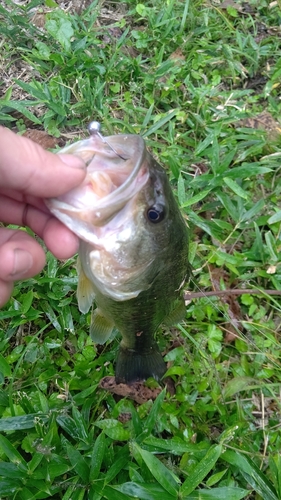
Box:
46;134;150;244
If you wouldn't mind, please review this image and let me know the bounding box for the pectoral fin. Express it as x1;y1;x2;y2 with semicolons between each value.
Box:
90;308;116;344
164;299;186;326
77;257;95;314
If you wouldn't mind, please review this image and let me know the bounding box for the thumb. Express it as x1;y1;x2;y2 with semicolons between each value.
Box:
0;127;86;198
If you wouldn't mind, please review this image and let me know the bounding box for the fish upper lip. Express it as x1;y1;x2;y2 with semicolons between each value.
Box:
86;134;148;211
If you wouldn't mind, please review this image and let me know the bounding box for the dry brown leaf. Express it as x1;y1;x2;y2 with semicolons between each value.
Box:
209;265;242;343
23;129;61;149
31;12;46;28
235;111;281;139
169;48;185;62
158;48;186;88
251;392;281;429
218;0;243;11
99;376;162;404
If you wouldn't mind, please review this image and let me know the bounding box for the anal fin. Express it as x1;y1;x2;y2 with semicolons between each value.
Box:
90;307;115;344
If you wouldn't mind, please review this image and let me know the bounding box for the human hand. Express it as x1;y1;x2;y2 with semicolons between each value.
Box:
0;126;86;307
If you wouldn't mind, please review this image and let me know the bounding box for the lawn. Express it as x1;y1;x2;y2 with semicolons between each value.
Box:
0;0;281;499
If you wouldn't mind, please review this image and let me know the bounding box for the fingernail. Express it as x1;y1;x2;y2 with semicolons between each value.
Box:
59;154;86;170
11;249;33;278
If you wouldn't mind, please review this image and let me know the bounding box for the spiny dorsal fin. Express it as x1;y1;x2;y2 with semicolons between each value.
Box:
164;298;186;326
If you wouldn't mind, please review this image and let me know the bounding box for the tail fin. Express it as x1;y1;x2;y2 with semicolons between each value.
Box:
115;343;166;384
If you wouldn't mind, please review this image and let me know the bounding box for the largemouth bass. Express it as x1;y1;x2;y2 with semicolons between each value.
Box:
46;124;190;384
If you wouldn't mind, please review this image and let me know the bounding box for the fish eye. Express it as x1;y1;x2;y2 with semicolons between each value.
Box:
147;205;165;223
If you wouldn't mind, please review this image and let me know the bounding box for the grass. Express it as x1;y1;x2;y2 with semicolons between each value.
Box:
0;0;281;498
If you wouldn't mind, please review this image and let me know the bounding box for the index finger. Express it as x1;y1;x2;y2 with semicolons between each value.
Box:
0;127;86;197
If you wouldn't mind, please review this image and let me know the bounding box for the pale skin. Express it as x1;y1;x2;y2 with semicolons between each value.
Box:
0;126;86;308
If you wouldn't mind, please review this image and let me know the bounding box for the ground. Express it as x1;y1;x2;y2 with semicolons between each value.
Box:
0;1;281;499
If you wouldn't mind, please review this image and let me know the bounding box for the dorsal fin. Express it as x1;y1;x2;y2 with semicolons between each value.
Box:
164;298;186;326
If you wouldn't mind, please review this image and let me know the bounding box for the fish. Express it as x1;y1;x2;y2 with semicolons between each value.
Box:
46;123;190;384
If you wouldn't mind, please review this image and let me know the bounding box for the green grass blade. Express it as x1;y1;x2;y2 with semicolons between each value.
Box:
0;353;11;377
14;79;47;101
0;100;42;124
0;462;27;479
143;436;201;455
71;405;89;441
142;109;179;138
64;438;90;484
180;0;190;34
57;415;83;439
95;419;131;441
0;434;28;467
115;481;176;500
180;444;223;496
223;177;248;200
181;189;212;208
104;453;131;484
89;431;106;481
131;442;180;496
222;450;279;500
194;134;214;156
222;377;257;399
97;484;132;500
41;301;62;332
139;389;166;440
268;211;281;224
183;486;249;499
141;102;155;129
241;199;265;222
0;479;22;496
